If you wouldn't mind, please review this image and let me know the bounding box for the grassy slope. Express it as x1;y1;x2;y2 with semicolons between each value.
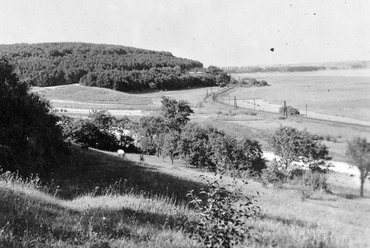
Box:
33;84;155;111
2;145;370;247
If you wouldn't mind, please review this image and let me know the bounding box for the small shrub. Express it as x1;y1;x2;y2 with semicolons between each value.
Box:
260;161;288;187
300;171;330;201
216;111;222;115
324;134;331;141
187;175;259;247
300;184;314;201
195;101;204;109
279;106;300;116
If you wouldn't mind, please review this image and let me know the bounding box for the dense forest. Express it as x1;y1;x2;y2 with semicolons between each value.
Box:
0;42;233;91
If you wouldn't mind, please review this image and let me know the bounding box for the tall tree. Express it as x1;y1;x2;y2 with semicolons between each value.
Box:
346;137;370;197
160;96;193;131
162;131;180;164
0;58;65;179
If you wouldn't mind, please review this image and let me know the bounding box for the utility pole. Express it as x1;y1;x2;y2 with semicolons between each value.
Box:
234;96;238;110
253;98;255;110
229;95;230;105
306;104;308;117
284;100;287;118
206;89;208;98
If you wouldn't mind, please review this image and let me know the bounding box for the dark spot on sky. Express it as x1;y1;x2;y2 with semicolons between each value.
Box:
270;48;274;52
314;13;316;15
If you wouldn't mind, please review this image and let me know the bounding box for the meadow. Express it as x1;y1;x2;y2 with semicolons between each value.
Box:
12;72;369;247
33;84;155;111
1;145;369;247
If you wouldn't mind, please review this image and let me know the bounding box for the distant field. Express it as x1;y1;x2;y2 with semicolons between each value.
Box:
231;70;370;122
33;84;155;111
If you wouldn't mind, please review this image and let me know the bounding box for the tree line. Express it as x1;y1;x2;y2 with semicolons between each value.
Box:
79;65;234;91
57;97;265;175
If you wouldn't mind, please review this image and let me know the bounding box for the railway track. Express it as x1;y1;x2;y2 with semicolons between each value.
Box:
211;83;370;129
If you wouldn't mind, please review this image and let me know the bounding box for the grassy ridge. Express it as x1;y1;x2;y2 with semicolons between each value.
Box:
0;171;198;248
2;145;367;247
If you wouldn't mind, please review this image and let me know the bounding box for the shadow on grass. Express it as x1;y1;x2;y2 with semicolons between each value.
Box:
258;213;318;229
0;188;193;243
50;146;205;203
336;193;364;200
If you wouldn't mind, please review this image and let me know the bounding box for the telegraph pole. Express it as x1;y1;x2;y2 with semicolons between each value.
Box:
284;100;287;118
234;96;238;110
306;104;308;117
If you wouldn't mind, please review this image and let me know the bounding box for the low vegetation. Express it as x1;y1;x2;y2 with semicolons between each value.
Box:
241;78;270;87
278;105;300;116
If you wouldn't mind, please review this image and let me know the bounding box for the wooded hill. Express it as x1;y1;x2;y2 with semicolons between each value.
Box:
0;42;232;91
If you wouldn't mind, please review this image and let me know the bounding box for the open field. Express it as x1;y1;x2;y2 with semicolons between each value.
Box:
230;70;370;122
1;145;369;247
33;84;156;112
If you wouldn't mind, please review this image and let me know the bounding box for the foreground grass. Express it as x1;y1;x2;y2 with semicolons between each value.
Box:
2;145;368;247
0;171;200;248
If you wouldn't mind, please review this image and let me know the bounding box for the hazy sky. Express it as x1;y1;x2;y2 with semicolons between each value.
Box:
1;0;369;67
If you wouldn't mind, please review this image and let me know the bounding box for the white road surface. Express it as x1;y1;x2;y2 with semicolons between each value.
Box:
262;152;360;176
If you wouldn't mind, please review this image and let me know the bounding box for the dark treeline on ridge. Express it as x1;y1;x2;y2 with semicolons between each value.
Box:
0;42;233;91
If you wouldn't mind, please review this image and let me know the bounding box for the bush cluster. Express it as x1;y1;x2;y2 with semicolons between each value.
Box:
279;106;300;116
187;175;259;247
58;110;136;152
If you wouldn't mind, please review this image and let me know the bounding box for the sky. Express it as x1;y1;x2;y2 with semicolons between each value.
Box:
1;0;369;67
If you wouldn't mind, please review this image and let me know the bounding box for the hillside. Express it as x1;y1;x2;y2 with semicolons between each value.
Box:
0;42;227;91
1;145;369;247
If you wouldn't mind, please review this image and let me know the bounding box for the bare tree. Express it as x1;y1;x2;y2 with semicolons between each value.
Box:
346;137;370;197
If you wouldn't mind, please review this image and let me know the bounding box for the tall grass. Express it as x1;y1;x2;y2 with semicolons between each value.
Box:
1;146;366;247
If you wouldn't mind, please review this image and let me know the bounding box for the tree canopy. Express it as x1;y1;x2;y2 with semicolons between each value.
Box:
0;58;66;178
269;127;329;170
346;137;370;197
